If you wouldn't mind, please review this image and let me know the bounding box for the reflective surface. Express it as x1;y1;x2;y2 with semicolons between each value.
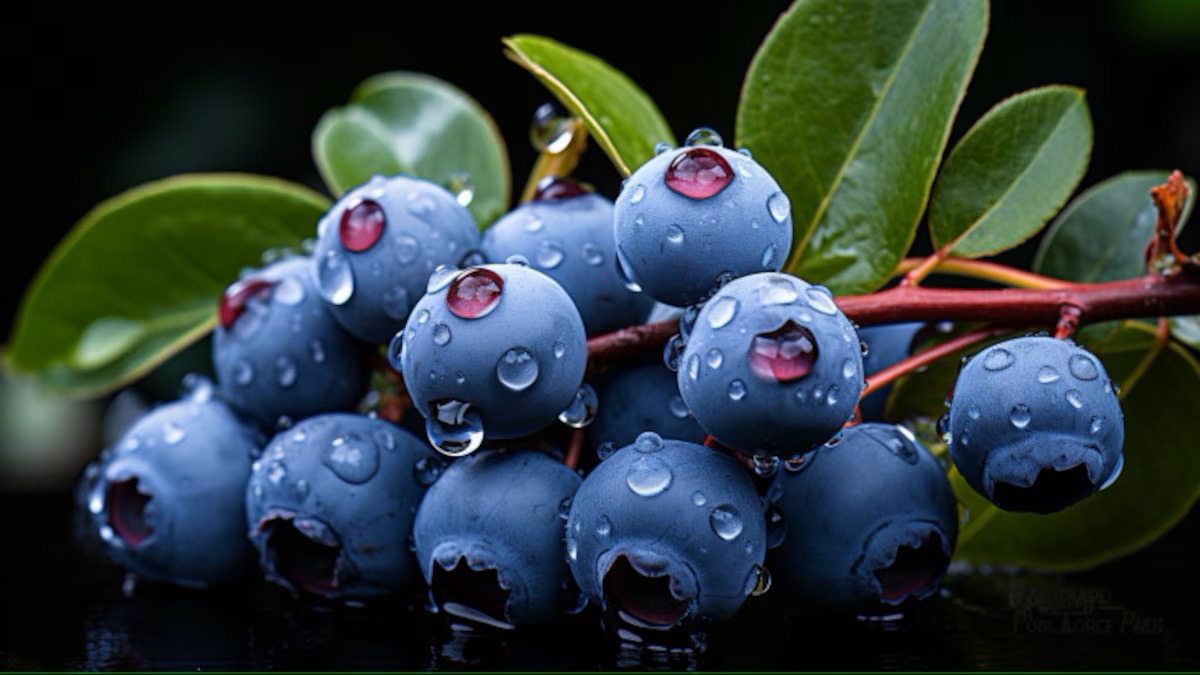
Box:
3;492;1198;671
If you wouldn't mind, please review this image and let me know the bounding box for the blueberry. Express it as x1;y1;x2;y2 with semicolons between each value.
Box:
766;422;958;616
948;335;1124;513
566;435;767;635
587;356;708;461
395;262;588;453
245;412;444;601
677;271;863;456
480;177;653;336
413;447;583;628
613;131;793;307
857;321;926;421
87;379;263;587
311;172;481;344
212;254;369;430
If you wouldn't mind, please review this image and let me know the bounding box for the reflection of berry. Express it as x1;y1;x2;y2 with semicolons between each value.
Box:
767;422;958;615
948;335;1125;513
212;254;368;430
89;384;263;587
677;271;863;455
413;447;583;628
613;133;793;307
311;173;481;344
396;263;587;453
245;412;442;600
566;435;767;634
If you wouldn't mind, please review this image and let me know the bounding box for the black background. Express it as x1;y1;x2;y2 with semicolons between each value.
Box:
2;0;1200;670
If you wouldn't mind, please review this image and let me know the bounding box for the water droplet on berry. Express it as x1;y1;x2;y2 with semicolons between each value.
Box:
752;453;779;477
433;324;452;346
393;234;421;264
665;148;733;199
1100;453;1124;491
709;504;744;541
628;184;647;205
1037;366;1060;383
448;170;474;207
235;361;254;387
842;358;858;380
761;244;777;268
727;379;748;401
626;455;673;497
1010;404;1032;429
687;354;700;381
387;332;405;369
567;538;579;562
614;252;642;292
413;456;444;486
692;490;707;507
706;296;738;328
634;431;664;453
339;199;386;252
805;286;838;315
406;190;437;217
536;240;566;269
273;276;305;306
596;516;613;537
581;242;605;267
382;285;410;320
767;192;791;223
748;321;818;382
309;339;326;365
267;460;287;484
559;383;599;428
316;249;354;305
784;449;817;473
1066;389;1084;409
1089;416;1103;434
762;277;799;304
322;432;380;484
161;422;185;446
706;348;724;369
668;395;690;419
497;347;539;391
427;400;485;457
826;384;840;406
275;357;297;388
982;347;1015;371
455;371;466;384
666;225;685;244
685;127;723;147
597;441;617;461
446;268;504;318
1069;354;1099;381
745;564;771;596
426;265;459;294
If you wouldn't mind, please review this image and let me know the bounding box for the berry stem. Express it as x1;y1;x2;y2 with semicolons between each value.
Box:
893;256;1070;289
563;427;584;470
520;117;589;203
898;247;950;287
860;324;1016;399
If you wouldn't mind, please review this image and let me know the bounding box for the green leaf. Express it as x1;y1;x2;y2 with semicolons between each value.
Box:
893;322;1200;570
930;86;1093;257
735;0;987;295
1170;315;1200;350
503;34;676;178
5;174;330;397
1033;170;1195;282
312;71;510;228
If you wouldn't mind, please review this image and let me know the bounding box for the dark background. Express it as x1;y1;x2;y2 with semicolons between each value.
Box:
2;0;1200;670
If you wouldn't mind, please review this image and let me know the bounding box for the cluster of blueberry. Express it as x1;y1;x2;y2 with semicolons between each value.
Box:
78;128;1125;644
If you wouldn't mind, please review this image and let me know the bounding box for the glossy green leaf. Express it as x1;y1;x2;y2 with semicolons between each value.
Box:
503;34;675;178
890;322;1200;570
1170;315;1200;349
735;0;987;295
930;86;1092;257
1032;170;1195;282
313;71;510;228
5;174;331;397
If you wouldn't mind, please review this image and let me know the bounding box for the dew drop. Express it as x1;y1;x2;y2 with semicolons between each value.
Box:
426;400;485;457
162;423;185;445
967;406;981;420
842;358;857;380
524;215;545;233
322;432;380;484
1100;452;1125;491
684;127;723;147
567;538;579;562
665;148;733;199
826;384;840;406
982;348;1015;371
446;268;504;319
394;234;421;264
1037;366;1060;384
596;516;612;537
728;379;748;401
1069;354;1100;381
267;460;287;485
654;140;674;155
413;456;444;486
805;286;838;315
663;333;685;372
687;354;700;381
709;504;744;541
316;249;354;305
767;192;791;223
1066;389;1085;409
558;383;599;428
273;276;305;306
277;357;297;388
582;243;604;266
745;564;772;596
762;277;799;304
752;453;779;478
596;441;618;461
406;190;437;217
748;321;818;382
553;341;567;359
339;199;386;252
668;395;690;419
626;455;673;496
536;240;566;269
692;491;707;506
382;285;410;320
433;324;452;346
614;252;642;292
497;347;539;392
426;265;459;294
1089;416;1103;434
387;332;405;370
666;225;685;244
634;431;664;453
628;184;647;205
1010;404;1032;429
706;348;724;369
765;505;787;547
761;243;777;268
310;339;326;365
784;450;817;473
558;496;573;519
706;296;738;329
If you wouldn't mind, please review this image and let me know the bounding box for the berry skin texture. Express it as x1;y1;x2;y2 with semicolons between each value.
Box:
948;335;1124;514
566;435;767;632
766;422;958;616
212;254;369;430
413;447;584;628
677;271;864;456
587;356;708;459
311;172;481;344
612;141;793;307
245;412;443;600
88;386;263;587
396;262;587;446
480;179;654;336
